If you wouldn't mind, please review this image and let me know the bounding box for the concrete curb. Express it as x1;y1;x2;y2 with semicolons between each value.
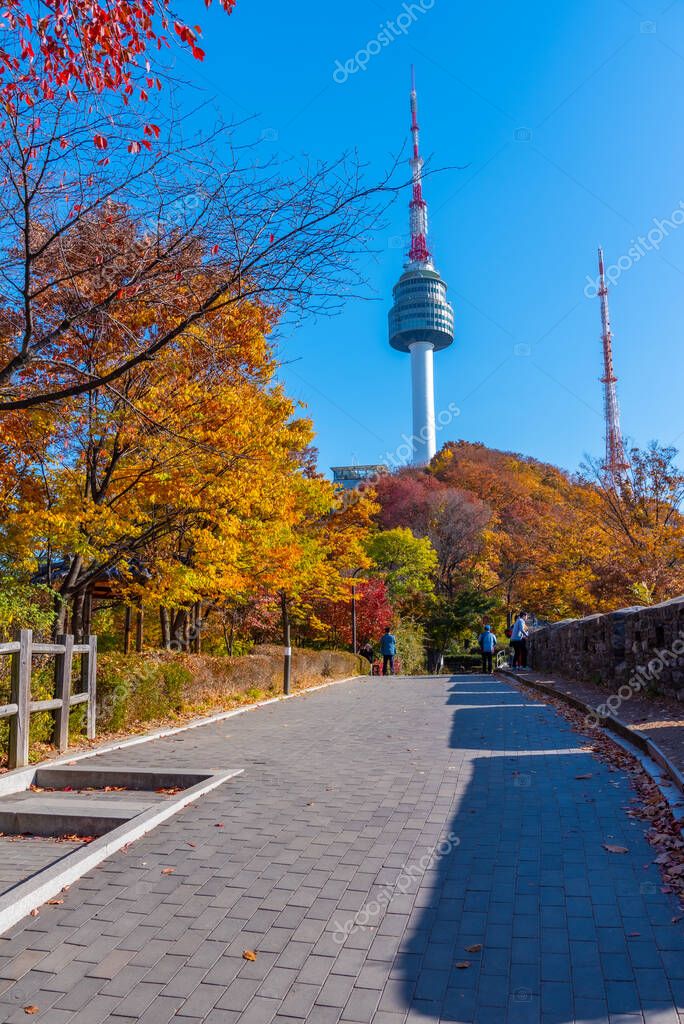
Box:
498;668;684;797
0;767;243;936
0;673;367;797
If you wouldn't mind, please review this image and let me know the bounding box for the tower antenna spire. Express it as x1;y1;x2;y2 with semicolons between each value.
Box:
389;68;454;466
408;65;430;265
597;247;629;485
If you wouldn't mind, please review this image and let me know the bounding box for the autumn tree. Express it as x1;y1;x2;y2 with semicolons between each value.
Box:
0;226;314;640
309;578;394;650
585;443;684;604
0;0;235;120
0;90;389;412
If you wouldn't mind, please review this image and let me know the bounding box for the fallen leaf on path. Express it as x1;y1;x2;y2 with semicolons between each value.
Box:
47;899;64;906
29;909;39;917
455;961;471;969
575;774;593;780
23;1007;39;1015
465;944;482;953
161;868;175;875
603;844;629;854
215;823;224;829
628;932;640;937
242;950;257;961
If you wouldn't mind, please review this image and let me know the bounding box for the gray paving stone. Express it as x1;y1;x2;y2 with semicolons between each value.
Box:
0;674;679;1024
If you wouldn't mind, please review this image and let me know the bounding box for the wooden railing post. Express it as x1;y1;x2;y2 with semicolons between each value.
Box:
53;633;74;752
82;634;97;740
9;629;32;769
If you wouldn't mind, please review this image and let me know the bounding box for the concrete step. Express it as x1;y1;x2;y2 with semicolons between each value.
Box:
0;792;152;837
34;765;213;791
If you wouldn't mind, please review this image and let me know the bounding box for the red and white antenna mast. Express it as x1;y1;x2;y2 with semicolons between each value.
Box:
408;65;431;265
597;247;629;484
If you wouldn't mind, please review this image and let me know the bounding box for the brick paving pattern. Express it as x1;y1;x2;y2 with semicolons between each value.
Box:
0;837;84;895
0;674;682;1023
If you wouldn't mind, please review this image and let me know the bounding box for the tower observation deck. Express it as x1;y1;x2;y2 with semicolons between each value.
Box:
388;67;454;466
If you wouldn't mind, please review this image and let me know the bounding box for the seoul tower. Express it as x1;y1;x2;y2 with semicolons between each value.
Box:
388;67;454;466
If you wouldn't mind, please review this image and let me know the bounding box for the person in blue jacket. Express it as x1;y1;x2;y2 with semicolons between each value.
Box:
379;627;397;676
478;624;497;674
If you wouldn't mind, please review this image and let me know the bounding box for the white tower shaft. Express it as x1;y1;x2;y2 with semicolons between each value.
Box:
388;68;454;468
410;341;436;465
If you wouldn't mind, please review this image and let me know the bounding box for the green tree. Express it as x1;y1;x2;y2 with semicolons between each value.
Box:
425;587;499;672
366;528;437;605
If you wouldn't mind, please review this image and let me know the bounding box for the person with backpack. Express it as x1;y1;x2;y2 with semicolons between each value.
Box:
478;624;497;674
379;627;397;676
510;611;529;669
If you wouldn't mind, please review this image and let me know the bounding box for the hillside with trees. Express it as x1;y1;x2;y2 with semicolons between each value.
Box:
309;439;684;671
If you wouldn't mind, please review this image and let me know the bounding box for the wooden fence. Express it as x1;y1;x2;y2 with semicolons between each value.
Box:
0;630;97;769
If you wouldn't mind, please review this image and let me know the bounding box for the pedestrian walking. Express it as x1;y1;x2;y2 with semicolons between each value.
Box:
478;624;497;674
380;627;397;676
510;611;529;669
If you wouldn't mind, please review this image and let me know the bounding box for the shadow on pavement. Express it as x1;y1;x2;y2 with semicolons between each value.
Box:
388;676;683;1023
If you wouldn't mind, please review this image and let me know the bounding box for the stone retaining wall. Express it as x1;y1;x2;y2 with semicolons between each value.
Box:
529;597;684;701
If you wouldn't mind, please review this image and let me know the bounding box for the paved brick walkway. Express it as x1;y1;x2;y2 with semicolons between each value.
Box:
0;675;682;1024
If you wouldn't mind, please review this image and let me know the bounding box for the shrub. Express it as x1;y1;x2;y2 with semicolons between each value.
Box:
395;619;426;675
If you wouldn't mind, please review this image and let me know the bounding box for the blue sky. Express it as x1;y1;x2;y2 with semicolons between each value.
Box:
178;0;684;478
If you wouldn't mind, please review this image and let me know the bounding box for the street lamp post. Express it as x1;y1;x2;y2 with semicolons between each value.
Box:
350;568;364;656
351;583;357;655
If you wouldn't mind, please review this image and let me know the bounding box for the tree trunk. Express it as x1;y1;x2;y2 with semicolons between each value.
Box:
123;606;132;653
52;555;84;640
53;594;68;639
83;591;93;637
225;608;236;657
71;591;85;642
171;609;186;650
135;599;144;653
193;601;202;653
160;606;171;649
